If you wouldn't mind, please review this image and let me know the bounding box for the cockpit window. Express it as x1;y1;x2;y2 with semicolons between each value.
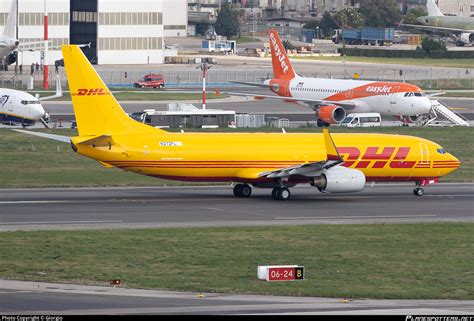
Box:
437;148;447;154
404;92;425;97
21;100;39;105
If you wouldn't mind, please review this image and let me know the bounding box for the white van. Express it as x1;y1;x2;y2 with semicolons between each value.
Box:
340;113;381;127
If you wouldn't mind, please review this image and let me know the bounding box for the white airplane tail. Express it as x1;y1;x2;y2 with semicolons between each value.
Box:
426;0;444;17
3;0;17;39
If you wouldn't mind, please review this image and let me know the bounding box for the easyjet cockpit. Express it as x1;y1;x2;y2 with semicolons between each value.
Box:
404;92;427;97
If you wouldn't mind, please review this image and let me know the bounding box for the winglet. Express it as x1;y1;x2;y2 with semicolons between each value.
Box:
323;128;342;161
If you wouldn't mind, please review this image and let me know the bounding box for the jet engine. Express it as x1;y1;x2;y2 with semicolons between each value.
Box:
4;51;17;65
459;33;474;46
318;105;346;124
311;166;366;193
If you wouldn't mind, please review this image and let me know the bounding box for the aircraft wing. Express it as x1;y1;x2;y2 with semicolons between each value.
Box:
400;24;473;34
227;91;357;108
12;129;71;143
259;128;343;179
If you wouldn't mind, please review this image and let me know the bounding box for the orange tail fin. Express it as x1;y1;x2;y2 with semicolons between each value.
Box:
268;29;296;80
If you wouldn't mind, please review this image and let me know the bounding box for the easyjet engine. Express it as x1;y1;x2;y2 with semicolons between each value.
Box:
311;166;366;193
318;105;346;124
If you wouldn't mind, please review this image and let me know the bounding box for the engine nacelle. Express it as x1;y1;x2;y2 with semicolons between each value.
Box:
312;166;366;193
460;33;473;45
4;51;17;65
318;105;346;124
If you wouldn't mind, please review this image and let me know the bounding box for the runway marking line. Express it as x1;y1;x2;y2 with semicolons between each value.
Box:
1;220;124;225
275;215;438;220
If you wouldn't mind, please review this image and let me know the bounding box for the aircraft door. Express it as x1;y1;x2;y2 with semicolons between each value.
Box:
345;89;353;99
390;86;400;104
419;143;429;163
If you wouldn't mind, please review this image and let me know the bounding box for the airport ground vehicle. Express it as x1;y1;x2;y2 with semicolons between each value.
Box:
340;113;381;128
14;45;460;200
133;74;165;88
130;104;235;129
332;28;395;46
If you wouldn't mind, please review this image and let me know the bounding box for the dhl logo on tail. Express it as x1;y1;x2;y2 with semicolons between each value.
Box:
72;88;110;96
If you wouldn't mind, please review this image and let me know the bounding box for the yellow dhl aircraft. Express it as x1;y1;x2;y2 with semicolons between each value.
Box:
14;45;461;200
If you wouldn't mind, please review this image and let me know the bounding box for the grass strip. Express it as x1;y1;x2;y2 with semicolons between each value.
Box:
0;223;472;299
294;56;474;69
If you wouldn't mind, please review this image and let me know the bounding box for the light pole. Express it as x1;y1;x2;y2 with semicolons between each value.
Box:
43;0;49;90
197;61;212;110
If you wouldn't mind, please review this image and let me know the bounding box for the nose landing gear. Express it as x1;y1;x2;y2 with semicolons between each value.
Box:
413;187;424;196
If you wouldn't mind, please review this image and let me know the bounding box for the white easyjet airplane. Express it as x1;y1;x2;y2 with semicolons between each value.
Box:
230;29;433;126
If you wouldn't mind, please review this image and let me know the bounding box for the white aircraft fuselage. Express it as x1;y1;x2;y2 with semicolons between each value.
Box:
0;89;45;126
274;76;433;117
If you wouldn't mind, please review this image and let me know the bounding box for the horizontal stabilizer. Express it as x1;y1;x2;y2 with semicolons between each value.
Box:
76;135;115;147
229;81;269;88
11;129;71;143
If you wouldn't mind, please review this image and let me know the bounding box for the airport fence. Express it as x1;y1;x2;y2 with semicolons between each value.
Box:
3;65;474;91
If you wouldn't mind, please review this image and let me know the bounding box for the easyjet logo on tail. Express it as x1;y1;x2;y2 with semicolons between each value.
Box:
72;88;109;96
269;32;290;75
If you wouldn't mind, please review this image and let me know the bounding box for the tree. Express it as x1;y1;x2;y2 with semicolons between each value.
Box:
333;7;364;29
214;4;240;39
421;37;447;55
404;7;428;25
319;11;338;38
359;0;402;27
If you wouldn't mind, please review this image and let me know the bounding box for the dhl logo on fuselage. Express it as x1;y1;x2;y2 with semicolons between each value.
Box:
269;32;289;74
72;88;109;96
337;146;416;169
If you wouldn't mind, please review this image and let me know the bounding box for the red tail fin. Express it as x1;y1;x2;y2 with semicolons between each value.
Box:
268;29;296;80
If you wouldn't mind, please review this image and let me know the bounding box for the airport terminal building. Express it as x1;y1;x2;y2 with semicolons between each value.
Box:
0;0;187;65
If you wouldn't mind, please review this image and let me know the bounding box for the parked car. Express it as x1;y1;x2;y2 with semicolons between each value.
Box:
133;74;165;88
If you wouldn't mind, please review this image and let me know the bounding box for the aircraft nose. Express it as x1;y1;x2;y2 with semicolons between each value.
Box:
34;104;46;119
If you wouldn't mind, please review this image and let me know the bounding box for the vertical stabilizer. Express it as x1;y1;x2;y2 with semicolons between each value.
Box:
426;0;444;16
3;0;17;39
267;29;296;80
61;45;160;137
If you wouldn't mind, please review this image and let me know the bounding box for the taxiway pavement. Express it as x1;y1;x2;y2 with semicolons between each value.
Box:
1;280;473;315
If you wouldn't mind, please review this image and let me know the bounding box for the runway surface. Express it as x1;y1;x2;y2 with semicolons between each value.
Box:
1;184;473;231
1;280;473;315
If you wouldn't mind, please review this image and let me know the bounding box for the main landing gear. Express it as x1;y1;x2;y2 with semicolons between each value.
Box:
271;186;291;201
233;183;252;198
232;183;292;200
